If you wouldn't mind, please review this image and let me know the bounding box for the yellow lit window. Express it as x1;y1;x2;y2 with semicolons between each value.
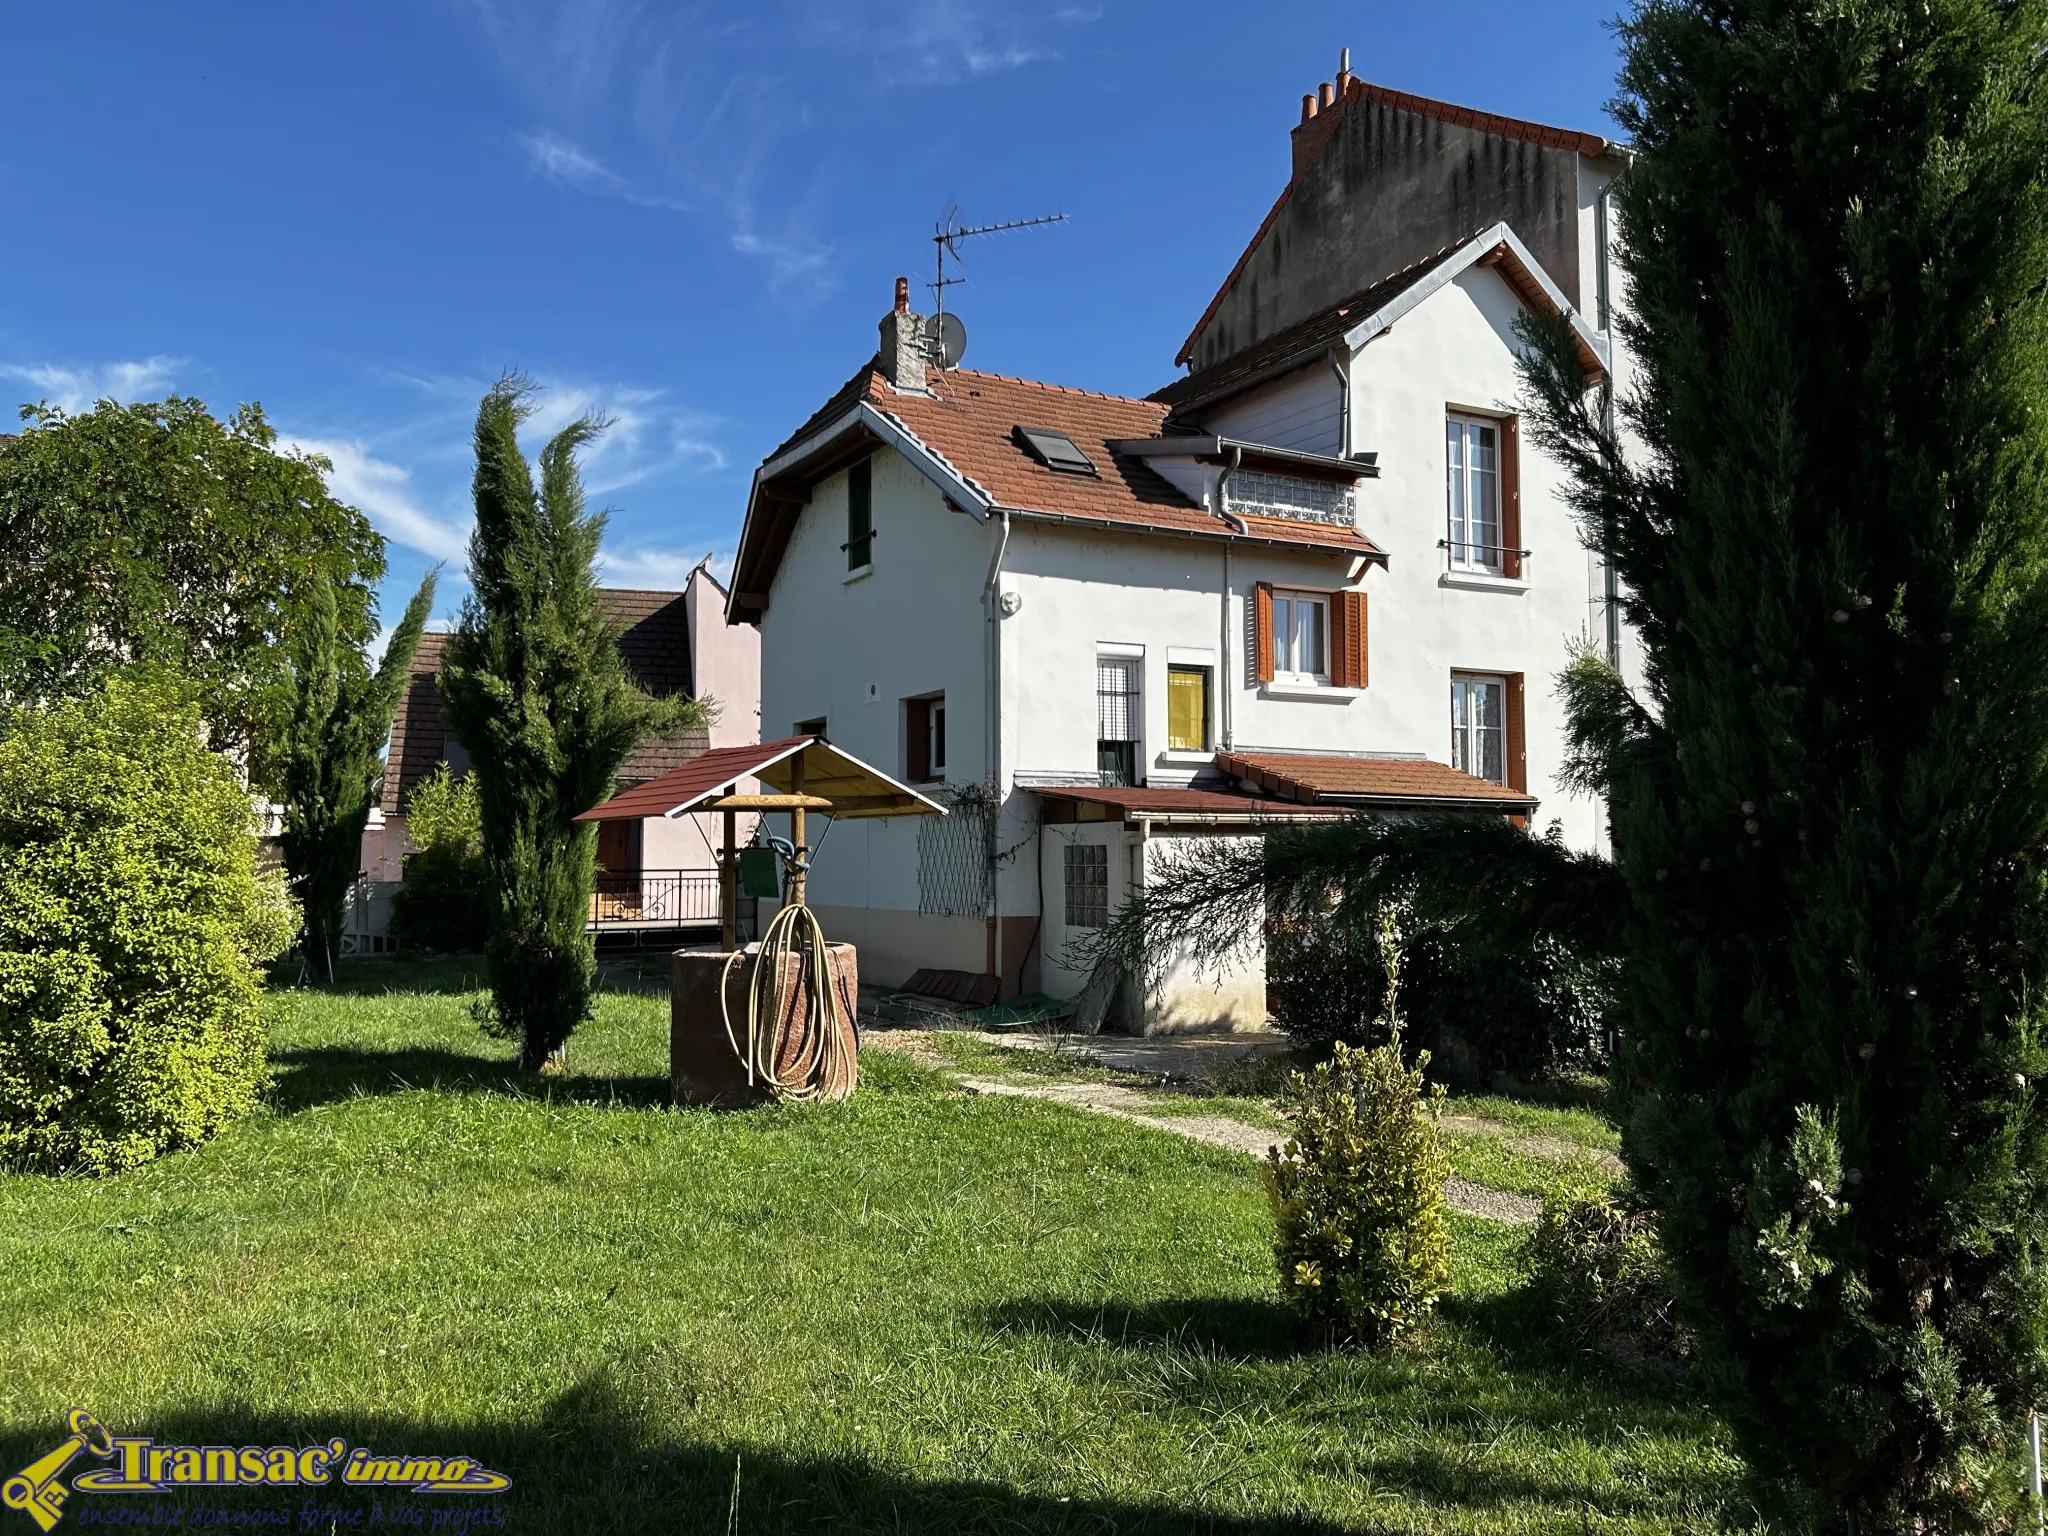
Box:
1168;666;1209;751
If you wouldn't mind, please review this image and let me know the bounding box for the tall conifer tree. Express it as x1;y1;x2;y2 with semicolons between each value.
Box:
440;379;706;1070
278;568;436;980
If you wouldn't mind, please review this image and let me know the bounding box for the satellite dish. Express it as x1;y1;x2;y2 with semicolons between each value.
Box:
930;311;968;369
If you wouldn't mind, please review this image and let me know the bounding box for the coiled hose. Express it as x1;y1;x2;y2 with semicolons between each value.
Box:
719;901;858;1102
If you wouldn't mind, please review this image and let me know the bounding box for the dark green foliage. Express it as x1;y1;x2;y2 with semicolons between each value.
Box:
0;677;294;1172
439;379;708;1070
1511;3;2048;1523
1517;1185;1683;1361
388;766;489;954
1268;911;1611;1083
278;570;436;981
0;397;383;768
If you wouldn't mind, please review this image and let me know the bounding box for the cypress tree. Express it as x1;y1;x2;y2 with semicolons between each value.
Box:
439;379;707;1071
1527;3;2048;1523
278;568;436;981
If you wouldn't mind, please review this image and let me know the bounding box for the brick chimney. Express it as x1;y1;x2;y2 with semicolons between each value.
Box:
1291;49;1355;179
878;276;928;393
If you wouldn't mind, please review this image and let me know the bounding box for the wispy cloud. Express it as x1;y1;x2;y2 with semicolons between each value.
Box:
284;435;473;564
464;2;1095;304
0;355;185;415
596;544;731;590
517;130;687;210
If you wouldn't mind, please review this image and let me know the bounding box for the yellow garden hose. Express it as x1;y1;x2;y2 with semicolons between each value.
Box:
719;901;857;1102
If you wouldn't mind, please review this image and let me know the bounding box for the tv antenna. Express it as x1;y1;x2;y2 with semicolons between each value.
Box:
927;205;1069;368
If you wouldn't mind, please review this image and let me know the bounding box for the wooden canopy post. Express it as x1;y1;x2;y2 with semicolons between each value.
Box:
720;805;738;952
787;753;807;908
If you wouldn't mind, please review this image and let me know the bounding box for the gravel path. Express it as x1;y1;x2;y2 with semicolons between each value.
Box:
956;1076;1540;1224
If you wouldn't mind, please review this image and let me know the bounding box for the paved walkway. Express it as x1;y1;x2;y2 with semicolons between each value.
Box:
952;1075;1542;1225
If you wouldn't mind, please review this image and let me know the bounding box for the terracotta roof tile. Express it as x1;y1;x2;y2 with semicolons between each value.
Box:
733;365;1378;613
1035;785;1340;820
1216;751;1536;811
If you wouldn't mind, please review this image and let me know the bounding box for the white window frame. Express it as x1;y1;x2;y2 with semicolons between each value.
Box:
928;697;946;775
1446;414;1503;575
1270;590;1330;685
1451;674;1509;786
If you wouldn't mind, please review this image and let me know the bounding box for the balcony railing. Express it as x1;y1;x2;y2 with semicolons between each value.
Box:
589;869;723;930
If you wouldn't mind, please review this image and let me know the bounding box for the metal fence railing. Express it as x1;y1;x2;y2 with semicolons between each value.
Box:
589;870;722;930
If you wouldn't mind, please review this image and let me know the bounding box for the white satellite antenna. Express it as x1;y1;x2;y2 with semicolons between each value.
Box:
926;205;1069;369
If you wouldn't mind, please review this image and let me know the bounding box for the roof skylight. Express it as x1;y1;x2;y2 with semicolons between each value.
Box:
1013;425;1098;477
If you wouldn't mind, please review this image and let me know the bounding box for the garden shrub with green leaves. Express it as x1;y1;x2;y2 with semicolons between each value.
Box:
1519;1184;1682;1360
1267;907;1611;1084
0;677;294;1173
389;765;489;954
1265;1038;1451;1346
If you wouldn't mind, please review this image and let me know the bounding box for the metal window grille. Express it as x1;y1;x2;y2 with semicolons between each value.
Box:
1097;656;1139;787
1064;843;1109;929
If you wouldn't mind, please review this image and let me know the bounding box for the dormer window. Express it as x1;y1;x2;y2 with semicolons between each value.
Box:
1013;425;1098;477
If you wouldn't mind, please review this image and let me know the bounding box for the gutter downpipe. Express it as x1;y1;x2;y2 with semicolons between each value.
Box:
985;507;1013;993
1215;446;1246;752
1326;347;1350;459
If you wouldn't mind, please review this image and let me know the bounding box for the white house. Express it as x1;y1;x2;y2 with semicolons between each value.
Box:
724;66;1634;1032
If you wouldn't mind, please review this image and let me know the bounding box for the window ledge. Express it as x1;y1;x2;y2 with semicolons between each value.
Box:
1438;570;1529;594
1259;682;1364;703
842;564;873;585
1156;749;1214;767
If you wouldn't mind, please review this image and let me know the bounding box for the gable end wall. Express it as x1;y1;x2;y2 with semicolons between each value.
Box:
1192;100;1583;373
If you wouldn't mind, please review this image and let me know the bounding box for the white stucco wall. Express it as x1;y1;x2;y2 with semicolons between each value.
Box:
1038;820;1265;1033
754;446;1001;986
1335;264;1609;849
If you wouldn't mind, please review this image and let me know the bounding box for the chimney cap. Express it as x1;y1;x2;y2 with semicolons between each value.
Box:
894;275;911;313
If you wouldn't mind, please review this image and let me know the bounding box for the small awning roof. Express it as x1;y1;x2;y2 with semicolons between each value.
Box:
575;736;948;823
1215;751;1538;813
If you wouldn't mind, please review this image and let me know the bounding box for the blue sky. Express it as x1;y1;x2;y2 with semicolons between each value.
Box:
0;2;1627;639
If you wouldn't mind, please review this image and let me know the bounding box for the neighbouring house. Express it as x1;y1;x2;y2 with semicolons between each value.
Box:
725;61;1637;1032
366;561;761;929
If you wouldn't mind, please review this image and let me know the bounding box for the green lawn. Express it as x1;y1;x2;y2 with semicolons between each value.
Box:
0;957;1752;1533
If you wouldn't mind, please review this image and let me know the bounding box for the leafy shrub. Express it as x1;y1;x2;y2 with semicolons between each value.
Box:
390;766;488;954
0;677;294;1173
1518;1185;1682;1359
1268;911;1611;1084
1266;1037;1452;1346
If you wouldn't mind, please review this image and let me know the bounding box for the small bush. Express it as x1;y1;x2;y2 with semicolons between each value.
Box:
0;677;294;1173
1518;1185;1683;1359
1265;1037;1452;1346
389;766;488;953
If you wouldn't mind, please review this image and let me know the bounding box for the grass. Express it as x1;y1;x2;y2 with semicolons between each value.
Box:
0;955;1752;1533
